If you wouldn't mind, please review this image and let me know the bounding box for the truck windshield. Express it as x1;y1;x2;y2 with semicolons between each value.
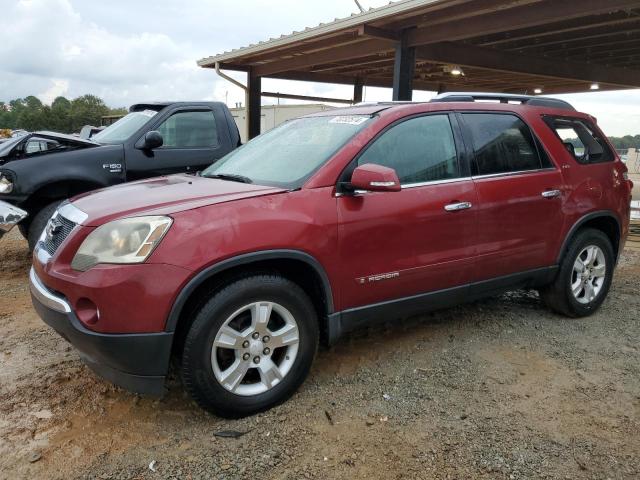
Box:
202;115;372;188
92;110;158;144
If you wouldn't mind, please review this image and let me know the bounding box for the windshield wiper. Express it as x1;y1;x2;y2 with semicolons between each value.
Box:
204;173;253;184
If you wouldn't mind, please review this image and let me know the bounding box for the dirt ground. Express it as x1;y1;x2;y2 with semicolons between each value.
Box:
1;228;639;480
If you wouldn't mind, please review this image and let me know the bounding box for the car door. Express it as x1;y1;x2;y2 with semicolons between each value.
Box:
337;113;478;311
459;112;565;284
126;107;231;180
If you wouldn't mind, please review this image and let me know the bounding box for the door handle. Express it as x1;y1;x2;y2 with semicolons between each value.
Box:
541;189;561;198
444;201;473;212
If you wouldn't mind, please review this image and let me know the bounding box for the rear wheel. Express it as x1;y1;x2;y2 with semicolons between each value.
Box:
540;228;614;317
181;275;319;418
27;201;62;252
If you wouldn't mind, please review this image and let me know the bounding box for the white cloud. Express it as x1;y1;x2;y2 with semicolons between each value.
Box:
1;0;639;135
39;79;70;104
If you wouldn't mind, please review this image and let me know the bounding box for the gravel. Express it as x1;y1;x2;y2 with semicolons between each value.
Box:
1;228;639;479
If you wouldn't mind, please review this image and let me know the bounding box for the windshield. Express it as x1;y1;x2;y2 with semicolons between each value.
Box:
92;109;158;144
202;115;372;188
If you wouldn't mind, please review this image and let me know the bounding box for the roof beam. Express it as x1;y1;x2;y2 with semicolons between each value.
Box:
414;41;640;88
261;91;353;105
357;24;399;41
253;39;394;76
407;0;640;46
478;12;640;47
504;27;640;53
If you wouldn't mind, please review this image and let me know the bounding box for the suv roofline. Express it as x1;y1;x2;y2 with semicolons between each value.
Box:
432;92;576;111
343;92;576;113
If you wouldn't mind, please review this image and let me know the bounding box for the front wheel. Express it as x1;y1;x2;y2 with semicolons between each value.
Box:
27;201;62;251
181;275;319;418
539;228;614;317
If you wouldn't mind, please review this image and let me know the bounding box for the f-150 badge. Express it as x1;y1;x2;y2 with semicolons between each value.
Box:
103;163;122;173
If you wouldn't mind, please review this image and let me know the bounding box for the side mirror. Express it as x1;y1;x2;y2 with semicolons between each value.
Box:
140;131;163;150
349;164;401;192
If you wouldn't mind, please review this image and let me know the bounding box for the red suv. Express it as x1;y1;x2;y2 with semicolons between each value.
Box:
29;93;633;417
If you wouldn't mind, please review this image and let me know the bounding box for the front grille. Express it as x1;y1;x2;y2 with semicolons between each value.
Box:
42;214;77;256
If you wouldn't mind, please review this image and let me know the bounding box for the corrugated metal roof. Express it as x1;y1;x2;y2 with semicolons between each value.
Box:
197;0;444;66
197;0;640;95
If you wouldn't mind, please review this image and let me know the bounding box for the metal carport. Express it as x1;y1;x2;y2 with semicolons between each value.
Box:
198;0;640;139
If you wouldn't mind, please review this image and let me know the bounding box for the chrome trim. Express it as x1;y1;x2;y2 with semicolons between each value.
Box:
0;201;27;235
335;176;473;196
541;189;562;198
370;181;397;187
35;244;52;264
471;167;557;181
444;201;473;212
29;267;71;314
402;176;472;189
58;202;88;225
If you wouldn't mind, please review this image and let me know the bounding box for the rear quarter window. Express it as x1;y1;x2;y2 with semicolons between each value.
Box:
543;116;614;164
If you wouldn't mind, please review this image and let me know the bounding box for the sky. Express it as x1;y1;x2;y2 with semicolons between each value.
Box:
1;0;640;136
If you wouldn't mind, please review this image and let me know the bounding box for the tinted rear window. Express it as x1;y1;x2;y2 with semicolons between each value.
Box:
462;113;546;176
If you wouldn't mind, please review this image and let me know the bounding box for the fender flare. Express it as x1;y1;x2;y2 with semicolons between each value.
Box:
164;249;335;332
557;210;621;263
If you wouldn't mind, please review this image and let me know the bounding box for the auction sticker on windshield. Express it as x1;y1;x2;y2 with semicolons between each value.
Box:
329;116;369;125
140;109;158;117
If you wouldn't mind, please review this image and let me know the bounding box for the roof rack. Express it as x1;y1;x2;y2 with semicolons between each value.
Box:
431;92;576;111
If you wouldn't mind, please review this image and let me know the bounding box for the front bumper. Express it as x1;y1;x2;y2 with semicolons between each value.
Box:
0;200;27;239
29;267;173;395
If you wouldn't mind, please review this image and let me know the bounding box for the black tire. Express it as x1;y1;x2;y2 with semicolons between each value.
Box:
27;202;61;252
539;228;614;317
181;275;319;418
18;222;30;240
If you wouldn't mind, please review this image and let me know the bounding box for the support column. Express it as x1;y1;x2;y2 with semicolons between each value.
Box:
392;30;415;101
247;69;262;140
353;78;364;104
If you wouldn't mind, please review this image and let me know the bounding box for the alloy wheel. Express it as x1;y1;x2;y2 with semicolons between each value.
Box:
571;245;607;305
211;301;300;396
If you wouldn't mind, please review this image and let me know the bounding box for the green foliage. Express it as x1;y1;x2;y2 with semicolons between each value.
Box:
0;95;127;134
607;135;640;150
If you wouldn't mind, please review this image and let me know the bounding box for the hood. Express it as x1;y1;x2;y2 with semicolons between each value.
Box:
70;173;287;226
0;131;99;161
31;131;100;146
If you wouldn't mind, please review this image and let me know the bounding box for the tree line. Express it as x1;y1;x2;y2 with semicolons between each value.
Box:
0;95;127;134
607;134;640;151
1;95;639;149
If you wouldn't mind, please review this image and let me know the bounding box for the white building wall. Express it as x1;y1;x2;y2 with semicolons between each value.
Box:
230;104;335;143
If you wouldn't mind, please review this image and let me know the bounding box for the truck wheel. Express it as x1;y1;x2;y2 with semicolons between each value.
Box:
18;222;30;240
27;202;61;251
181;275;319;418
539;228;614;317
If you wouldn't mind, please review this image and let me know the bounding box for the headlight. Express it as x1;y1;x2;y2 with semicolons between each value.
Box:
0;175;13;194
71;216;172;271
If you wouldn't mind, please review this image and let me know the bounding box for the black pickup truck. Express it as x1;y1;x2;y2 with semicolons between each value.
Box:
0;102;240;248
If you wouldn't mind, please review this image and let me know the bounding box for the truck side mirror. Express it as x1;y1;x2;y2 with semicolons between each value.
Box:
140;131;163;150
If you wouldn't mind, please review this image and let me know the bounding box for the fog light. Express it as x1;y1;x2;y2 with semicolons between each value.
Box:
76;298;99;326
